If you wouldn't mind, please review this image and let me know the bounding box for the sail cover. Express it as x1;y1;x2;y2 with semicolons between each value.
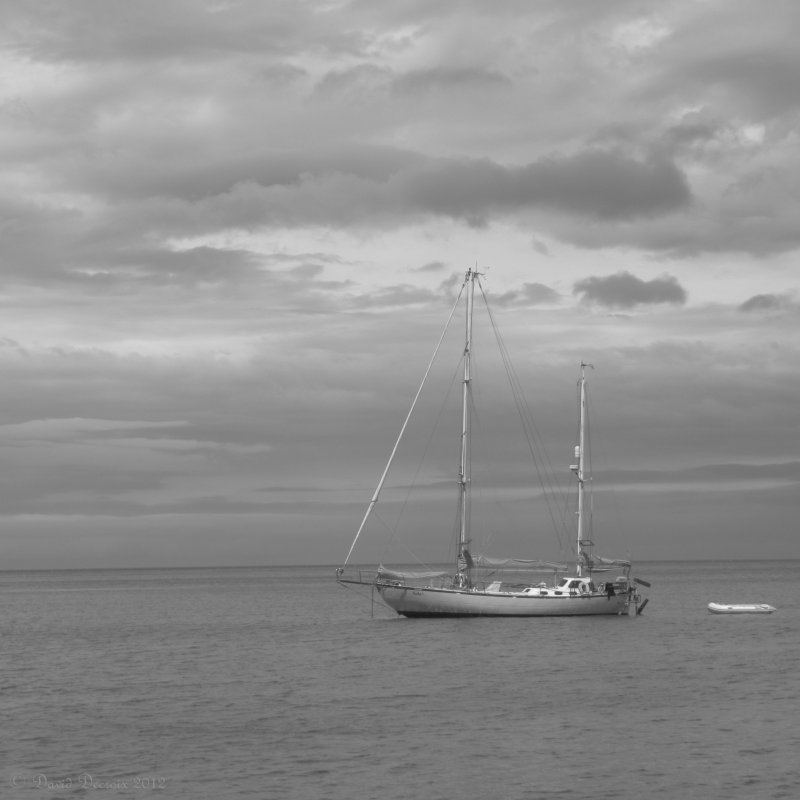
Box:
470;555;567;571
590;554;632;568
580;552;632;572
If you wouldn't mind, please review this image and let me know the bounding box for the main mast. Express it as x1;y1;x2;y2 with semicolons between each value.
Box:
457;269;476;584
573;362;593;577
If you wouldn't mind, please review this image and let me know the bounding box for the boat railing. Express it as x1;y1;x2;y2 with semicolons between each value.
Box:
376;573;458;590
337;568;454;589
336;567;380;586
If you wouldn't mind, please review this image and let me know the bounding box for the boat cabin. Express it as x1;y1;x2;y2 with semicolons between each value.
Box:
519;577;597;596
557;577;595;593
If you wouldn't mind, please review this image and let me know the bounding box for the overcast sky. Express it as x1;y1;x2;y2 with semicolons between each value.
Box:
1;0;798;569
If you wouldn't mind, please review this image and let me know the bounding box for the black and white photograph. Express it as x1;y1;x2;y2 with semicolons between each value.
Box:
2;2;799;798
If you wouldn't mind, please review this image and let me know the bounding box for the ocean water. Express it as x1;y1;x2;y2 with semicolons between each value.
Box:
2;561;799;800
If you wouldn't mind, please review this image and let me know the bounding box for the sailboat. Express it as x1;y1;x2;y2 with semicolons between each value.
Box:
337;268;649;617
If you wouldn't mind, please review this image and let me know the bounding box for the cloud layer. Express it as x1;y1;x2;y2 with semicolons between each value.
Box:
574;271;687;308
1;1;799;566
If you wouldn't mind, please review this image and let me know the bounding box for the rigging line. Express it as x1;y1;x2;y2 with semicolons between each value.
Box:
373;505;432;573
477;284;559;490
338;577;394;615
449;486;465;565
469;335;518;552
477;280;572;553
583;382;630;557
343;281;467;567
467;366;514;554
465;375;493;548
378;355;463;571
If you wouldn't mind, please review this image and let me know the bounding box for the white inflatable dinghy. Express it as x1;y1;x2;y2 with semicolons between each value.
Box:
708;602;776;614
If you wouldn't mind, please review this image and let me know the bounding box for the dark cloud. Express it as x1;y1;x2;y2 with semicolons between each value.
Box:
390;150;691;225
54;146;691;239
739;293;792;312
135;150;688;233
573;271;687;308
532;238;550;256
662;110;726;153
65;146;419;204
414;261;447;273
518;151;691;219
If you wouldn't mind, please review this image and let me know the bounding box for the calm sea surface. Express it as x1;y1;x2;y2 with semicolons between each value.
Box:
2;561;799;799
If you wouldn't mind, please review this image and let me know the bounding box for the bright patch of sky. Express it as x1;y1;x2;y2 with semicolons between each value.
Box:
612;17;672;51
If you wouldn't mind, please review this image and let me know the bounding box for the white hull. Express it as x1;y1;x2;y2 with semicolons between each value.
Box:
708;602;775;615
378;584;632;617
